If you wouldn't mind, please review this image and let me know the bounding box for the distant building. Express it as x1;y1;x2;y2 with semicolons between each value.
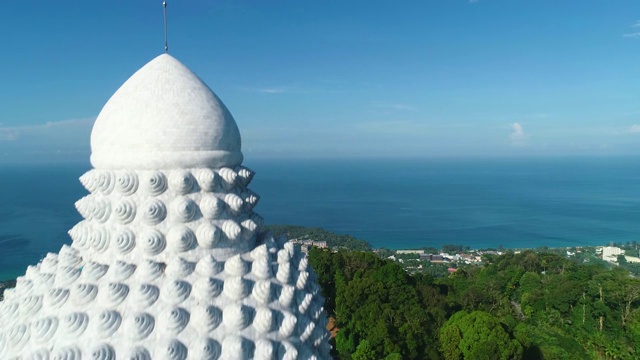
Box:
290;238;328;253
396;250;425;255
601;246;625;263
456;253;482;264
625;256;640;264
420;254;444;262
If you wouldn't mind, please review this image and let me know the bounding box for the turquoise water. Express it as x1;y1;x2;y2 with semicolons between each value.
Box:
2;157;640;280
252;158;640;250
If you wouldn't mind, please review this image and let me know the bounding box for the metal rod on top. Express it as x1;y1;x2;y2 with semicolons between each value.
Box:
163;1;168;53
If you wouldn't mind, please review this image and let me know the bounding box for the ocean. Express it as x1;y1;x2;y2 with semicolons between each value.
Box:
1;157;640;280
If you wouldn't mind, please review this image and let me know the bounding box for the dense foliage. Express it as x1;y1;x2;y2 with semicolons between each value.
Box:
439;310;523;360
266;225;371;251
0;280;16;301
309;248;445;359
308;248;640;359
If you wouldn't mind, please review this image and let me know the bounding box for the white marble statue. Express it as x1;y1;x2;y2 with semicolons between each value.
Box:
0;54;331;360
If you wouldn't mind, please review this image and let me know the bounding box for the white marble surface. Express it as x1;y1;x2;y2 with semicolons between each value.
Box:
0;55;331;360
91;54;243;170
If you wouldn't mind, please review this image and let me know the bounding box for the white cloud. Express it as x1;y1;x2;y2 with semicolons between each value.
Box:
0;118;93;142
240;87;287;94
354;120;430;135
239;85;331;94
374;103;417;111
628;124;640;133
509;122;528;145
238;81;358;95
624;20;640;37
0;118;93;163
0;129;19;141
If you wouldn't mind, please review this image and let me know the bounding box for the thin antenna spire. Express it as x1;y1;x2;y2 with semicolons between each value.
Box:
163;1;169;53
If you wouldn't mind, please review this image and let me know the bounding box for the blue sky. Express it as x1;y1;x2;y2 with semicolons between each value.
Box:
1;0;640;163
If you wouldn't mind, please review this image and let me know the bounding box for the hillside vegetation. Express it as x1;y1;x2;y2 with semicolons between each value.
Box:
309;248;640;359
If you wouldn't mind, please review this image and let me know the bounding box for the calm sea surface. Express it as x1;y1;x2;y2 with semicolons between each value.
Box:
1;157;640;280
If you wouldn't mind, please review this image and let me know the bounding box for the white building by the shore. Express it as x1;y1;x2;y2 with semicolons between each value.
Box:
600;246;625;262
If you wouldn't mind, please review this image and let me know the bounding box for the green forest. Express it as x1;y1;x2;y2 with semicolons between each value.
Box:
308;248;640;359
